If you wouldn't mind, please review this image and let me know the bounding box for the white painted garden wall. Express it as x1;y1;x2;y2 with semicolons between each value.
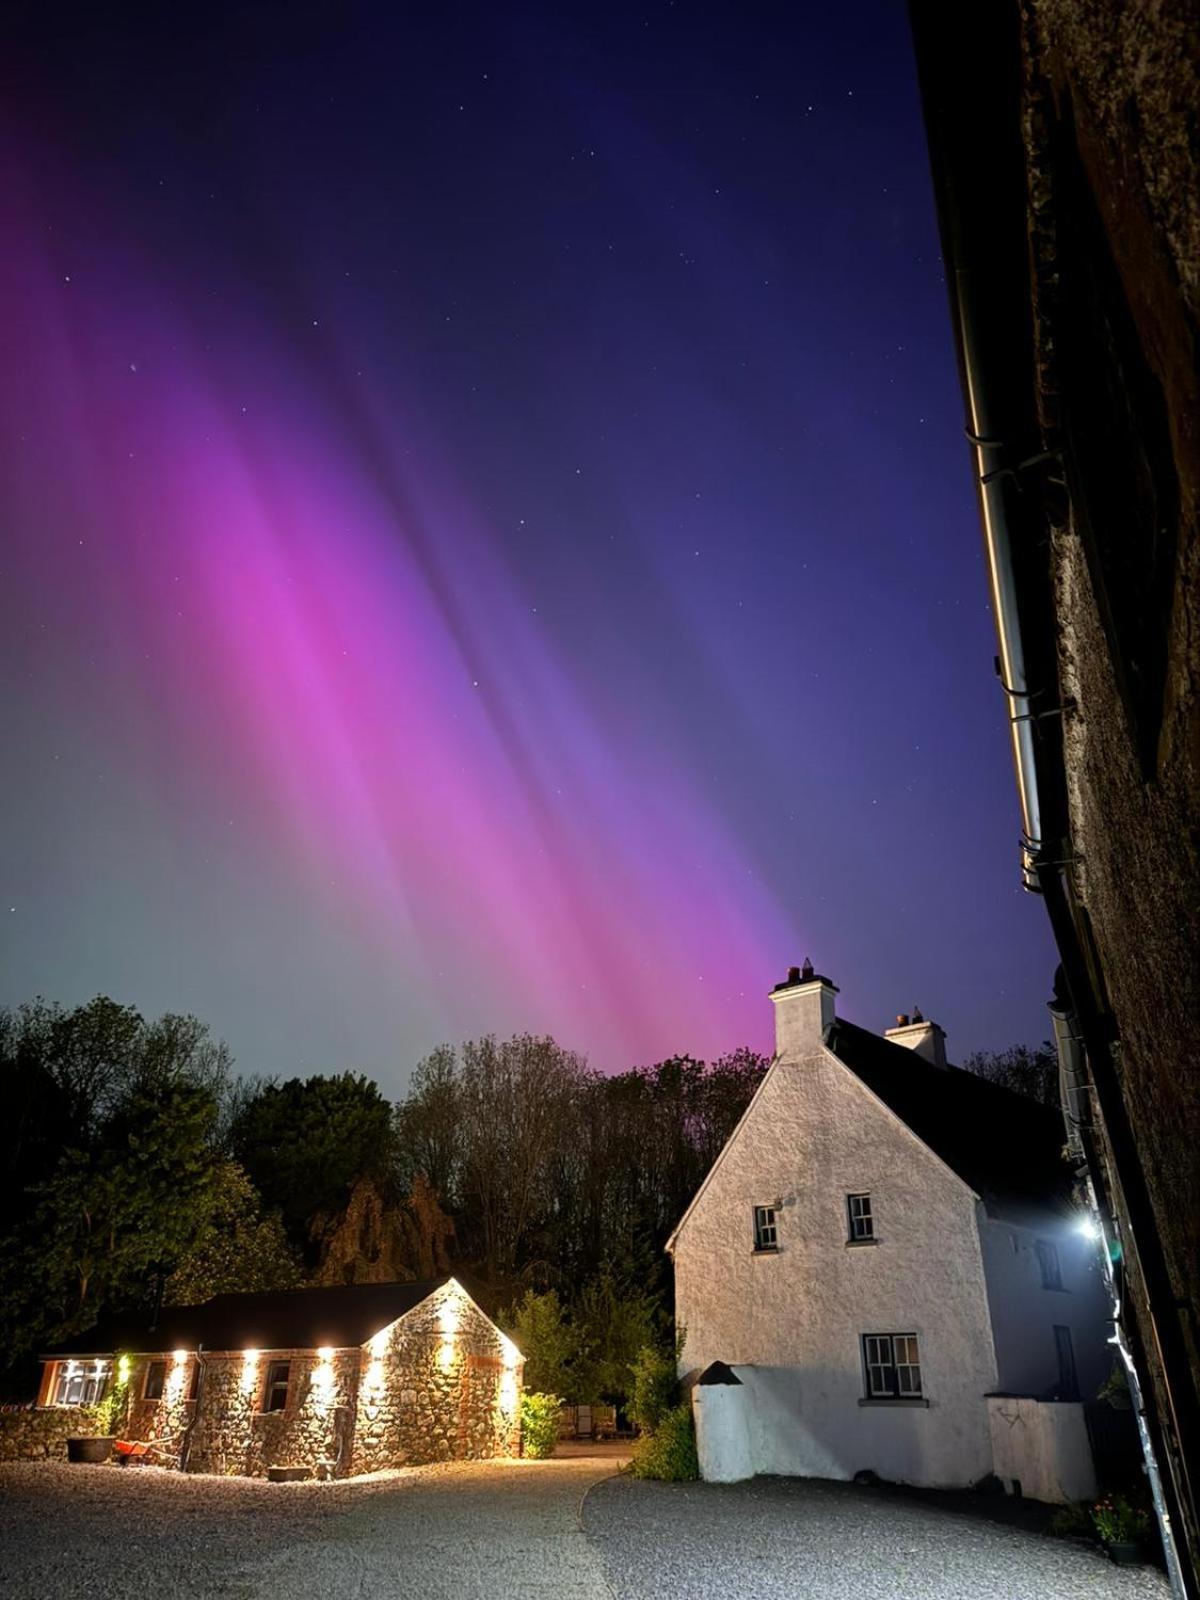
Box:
987;1396;1097;1503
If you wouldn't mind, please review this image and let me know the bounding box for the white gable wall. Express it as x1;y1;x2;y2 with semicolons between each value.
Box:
672;1039;999;1487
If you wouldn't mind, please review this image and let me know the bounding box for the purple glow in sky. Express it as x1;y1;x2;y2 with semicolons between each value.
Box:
0;3;1057;1086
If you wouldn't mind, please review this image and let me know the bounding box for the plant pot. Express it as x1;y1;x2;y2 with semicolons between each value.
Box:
67;1436;115;1464
1106;1541;1143;1566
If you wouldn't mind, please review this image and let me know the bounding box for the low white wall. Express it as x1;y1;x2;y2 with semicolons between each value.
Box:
693;1366;994;1489
692;1383;754;1483
987;1396;1097;1504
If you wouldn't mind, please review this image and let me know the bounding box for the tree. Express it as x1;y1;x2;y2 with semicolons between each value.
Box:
570;1273;661;1405
1;1074;221;1359
963;1042;1059;1108
229;1073;397;1258
164;1161;300;1305
506;1289;576;1397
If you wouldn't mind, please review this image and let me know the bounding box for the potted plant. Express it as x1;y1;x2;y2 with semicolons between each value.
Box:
1091;1494;1152;1564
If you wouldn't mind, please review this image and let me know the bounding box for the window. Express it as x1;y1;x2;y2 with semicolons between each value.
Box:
262;1361;291;1413
753;1205;778;1252
862;1334;922;1399
847;1193;874;1242
1036;1239;1063;1290
52;1360;111;1407
144;1360;167;1401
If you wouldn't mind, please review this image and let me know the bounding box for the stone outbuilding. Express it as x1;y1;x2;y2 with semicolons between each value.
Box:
35;1277;522;1478
669;964;1113;1501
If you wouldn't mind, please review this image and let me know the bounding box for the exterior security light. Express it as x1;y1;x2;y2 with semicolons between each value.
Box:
1075;1216;1102;1242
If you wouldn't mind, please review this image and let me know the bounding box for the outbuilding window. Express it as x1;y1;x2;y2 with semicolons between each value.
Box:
862;1334;922;1399
263;1361;291;1413
753;1205;778;1252
53;1360;111;1407
847;1193;874;1242
144;1360;167;1400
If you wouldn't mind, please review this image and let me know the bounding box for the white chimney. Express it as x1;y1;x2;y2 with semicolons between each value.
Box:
884;1008;947;1068
770;959;838;1057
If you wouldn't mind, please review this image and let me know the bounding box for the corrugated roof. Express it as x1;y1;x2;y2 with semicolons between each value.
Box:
45;1278;455;1356
825;1019;1073;1223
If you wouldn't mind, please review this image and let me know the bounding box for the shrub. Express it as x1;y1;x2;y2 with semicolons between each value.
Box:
628;1402;699;1481
628;1340;679;1436
520;1391;562;1459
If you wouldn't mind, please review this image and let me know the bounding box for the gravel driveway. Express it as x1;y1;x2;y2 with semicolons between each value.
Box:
0;1458;1171;1600
583;1474;1170;1600
0;1457;620;1600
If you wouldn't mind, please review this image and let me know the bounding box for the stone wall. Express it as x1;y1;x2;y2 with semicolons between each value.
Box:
49;1281;523;1479
1017;2;1200;1566
0;1405;102;1462
351;1283;521;1473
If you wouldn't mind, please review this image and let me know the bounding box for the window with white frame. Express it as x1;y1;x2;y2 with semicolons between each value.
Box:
847;1193;874;1241
53;1359;112;1406
862;1333;922;1399
1036;1239;1063;1290
753;1204;778;1251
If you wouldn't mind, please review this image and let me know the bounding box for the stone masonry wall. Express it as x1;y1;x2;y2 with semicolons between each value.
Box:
0;1405;102;1463
351;1282;522;1474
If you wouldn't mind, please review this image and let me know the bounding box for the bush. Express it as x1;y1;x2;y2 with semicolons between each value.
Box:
520;1391;562;1459
628;1341;679;1436
628;1402;699;1481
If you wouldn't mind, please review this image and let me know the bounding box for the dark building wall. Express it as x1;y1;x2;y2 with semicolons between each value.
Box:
1019;0;1200;1401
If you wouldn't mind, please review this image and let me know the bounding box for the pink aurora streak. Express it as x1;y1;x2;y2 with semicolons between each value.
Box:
0;161;797;1071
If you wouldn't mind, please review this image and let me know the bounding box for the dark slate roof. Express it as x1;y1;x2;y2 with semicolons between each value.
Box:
44;1278;454;1358
825;1019;1073;1223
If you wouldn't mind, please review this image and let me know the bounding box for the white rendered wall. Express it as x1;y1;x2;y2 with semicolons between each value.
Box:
692;1383;755;1482
673;1029;1000;1488
987;1396;1098;1503
978;1215;1112;1399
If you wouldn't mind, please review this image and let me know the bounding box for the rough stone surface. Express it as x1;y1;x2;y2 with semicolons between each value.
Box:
39;1281;521;1480
1017;0;1200;1562
0;1406;102;1463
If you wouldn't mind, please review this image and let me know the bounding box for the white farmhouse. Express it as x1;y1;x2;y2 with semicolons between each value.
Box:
668;962;1113;1499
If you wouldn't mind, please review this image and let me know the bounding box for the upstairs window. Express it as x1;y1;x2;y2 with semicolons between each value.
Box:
1036;1239;1063;1290
862;1334;922;1399
53;1360;111;1407
263;1361;291;1413
143;1360;167;1401
847;1193;874;1242
753;1205;778;1252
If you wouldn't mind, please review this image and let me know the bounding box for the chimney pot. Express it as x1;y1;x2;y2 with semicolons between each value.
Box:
896;1013;909;1027
787;965;801;984
801;957;814;981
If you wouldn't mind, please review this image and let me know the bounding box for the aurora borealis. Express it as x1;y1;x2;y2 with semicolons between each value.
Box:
0;2;1057;1084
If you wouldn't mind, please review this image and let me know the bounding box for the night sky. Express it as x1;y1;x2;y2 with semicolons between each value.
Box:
0;2;1057;1088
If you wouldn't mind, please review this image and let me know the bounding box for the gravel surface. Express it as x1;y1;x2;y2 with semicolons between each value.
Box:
0;1456;622;1600
1;1458;1172;1600
583;1475;1172;1600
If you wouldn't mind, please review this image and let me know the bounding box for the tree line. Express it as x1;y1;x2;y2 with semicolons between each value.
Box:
0;993;1057;1402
